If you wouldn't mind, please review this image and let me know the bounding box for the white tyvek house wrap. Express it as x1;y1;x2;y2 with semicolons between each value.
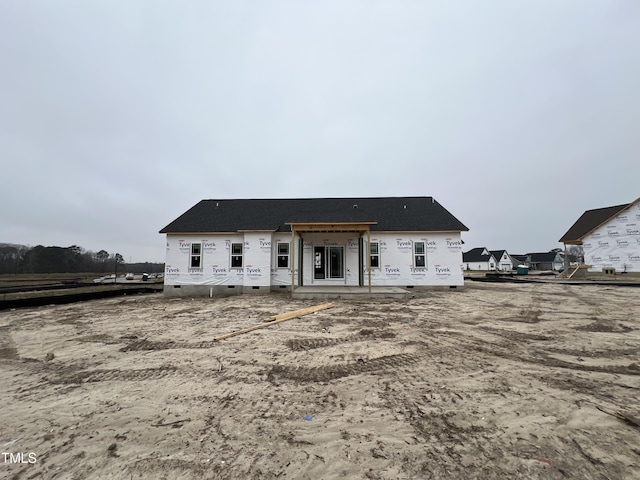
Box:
583;200;640;273
271;233;299;285
164;234;245;285
164;231;464;286
165;234;300;286
362;232;464;286
300;233;360;286
243;233;272;286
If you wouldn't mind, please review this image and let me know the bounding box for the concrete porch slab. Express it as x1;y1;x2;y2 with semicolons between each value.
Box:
292;286;410;300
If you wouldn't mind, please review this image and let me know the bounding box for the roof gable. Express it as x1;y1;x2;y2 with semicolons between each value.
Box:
559;199;638;243
463;247;495;262
160;197;469;234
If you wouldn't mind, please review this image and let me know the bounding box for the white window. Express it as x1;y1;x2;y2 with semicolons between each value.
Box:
369;242;380;268
231;243;243;268
277;242;289;268
413;241;426;268
190;243;202;268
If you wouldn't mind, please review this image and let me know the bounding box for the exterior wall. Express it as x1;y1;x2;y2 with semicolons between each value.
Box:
163;230;466;293
530;260;563;271
164;233;301;289
300;233;360;286
243;233;272;287
271;233;299;286
530;262;551;271
497;253;513;270
364;232;464;286
582;200;640;273
464;262;491;271
164;234;245;286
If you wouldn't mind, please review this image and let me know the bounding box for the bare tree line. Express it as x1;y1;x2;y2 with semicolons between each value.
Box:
0;243;163;275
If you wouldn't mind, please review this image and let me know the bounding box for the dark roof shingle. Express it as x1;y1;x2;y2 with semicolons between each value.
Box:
160;197;468;234
463;247;494;262
527;252;561;263
559;203;631;243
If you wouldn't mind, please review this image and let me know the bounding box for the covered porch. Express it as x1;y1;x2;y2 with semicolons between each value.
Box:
286;221;377;292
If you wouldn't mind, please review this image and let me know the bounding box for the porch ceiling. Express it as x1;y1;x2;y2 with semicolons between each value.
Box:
286;222;377;233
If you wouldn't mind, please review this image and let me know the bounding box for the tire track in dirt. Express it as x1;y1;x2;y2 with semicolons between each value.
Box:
0;326;19;359
285;329;395;351
77;334;134;345
119;328;397;353
50;365;179;384
132;457;221;478
378;371;512;479
479;326;553;342
561;286;635;332
267;353;418;383
437;330;640;377
542;372;640;405
120;339;218;351
47;363;243;385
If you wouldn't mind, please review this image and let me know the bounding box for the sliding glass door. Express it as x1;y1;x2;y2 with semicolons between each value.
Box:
314;246;344;280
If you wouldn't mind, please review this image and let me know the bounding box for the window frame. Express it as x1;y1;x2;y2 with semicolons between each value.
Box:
190;243;202;268
231;242;243;268
369;241;380;268
276;242;290;269
413;241;426;268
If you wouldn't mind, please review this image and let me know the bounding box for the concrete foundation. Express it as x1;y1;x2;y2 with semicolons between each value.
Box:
163;285;243;297
291;286;410;300
164;284;462;298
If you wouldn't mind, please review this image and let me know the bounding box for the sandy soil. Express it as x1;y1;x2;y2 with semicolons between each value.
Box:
1;283;639;479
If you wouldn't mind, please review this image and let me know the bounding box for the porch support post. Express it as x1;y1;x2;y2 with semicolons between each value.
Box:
291;227;296;292
367;228;371;293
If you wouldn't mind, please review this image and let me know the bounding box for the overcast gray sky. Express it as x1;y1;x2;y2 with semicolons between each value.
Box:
1;1;639;263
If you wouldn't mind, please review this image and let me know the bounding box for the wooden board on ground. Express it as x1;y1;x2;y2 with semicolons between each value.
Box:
263;302;335;322
214;303;335;341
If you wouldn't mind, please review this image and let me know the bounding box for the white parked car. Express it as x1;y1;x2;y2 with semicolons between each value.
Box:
93;274;116;283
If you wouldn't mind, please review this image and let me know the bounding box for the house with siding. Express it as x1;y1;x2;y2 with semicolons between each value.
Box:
159;197;468;296
510;254;528;267
526;251;565;271
489;250;518;271
559;197;640;273
463;248;497;271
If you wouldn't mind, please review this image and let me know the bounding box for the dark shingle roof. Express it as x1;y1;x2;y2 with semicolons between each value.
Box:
490;249;507;260
463;247;494;262
159;197;469;234
559;203;631;243
527;252;560;263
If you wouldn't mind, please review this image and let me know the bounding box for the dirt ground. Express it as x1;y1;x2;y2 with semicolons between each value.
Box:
1;282;639;480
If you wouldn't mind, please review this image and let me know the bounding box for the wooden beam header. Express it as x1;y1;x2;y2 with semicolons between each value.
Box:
286;222;377;233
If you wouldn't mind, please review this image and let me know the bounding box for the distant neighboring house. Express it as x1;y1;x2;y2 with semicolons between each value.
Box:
463;248;497;271
527;252;565;271
490;250;517;271
510;254;529;267
559;197;640;273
